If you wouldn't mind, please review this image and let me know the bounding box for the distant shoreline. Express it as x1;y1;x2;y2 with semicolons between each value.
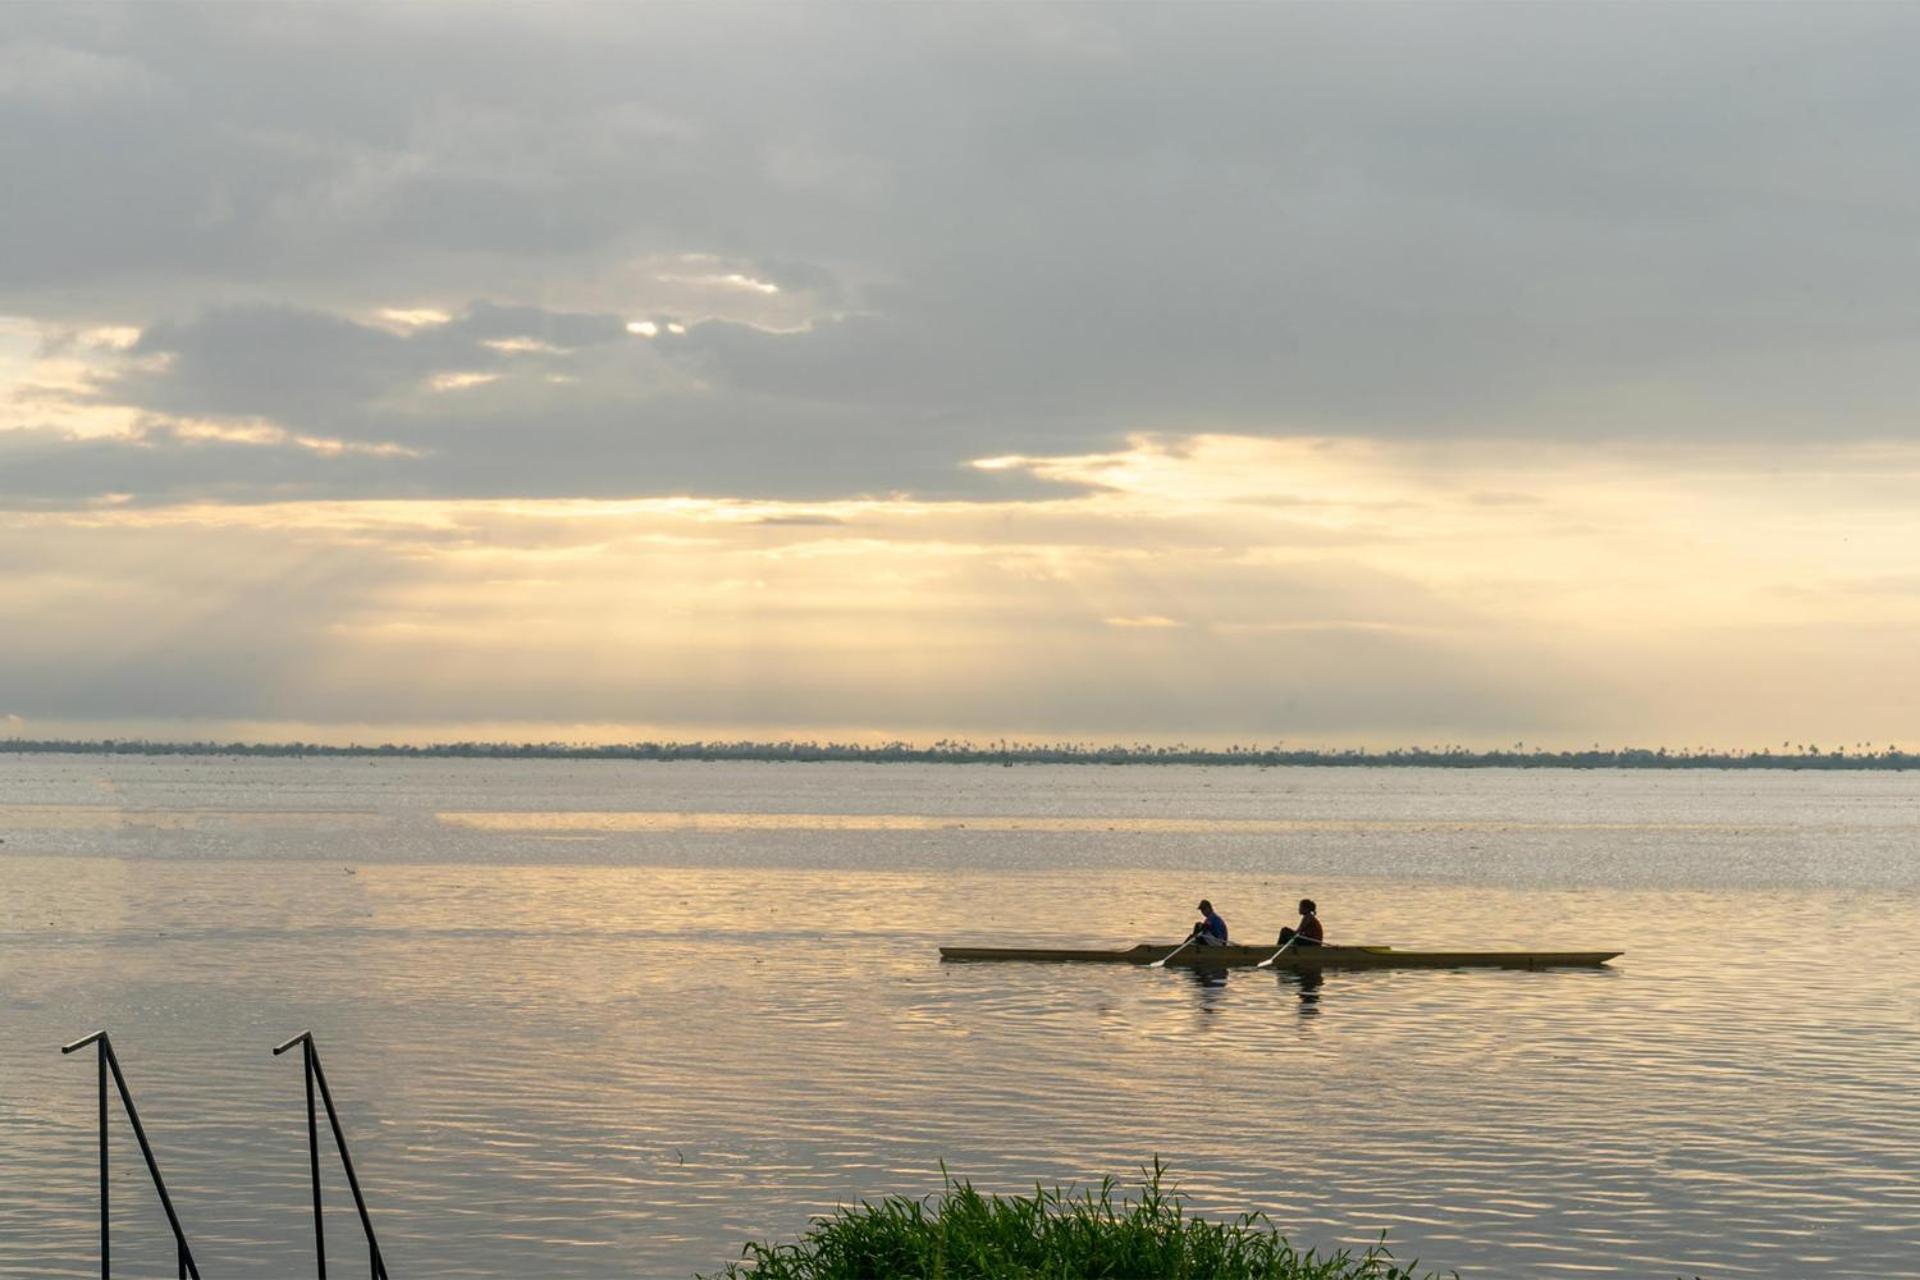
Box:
4;737;1915;770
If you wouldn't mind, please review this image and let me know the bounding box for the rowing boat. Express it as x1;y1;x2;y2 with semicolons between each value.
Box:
938;944;1621;970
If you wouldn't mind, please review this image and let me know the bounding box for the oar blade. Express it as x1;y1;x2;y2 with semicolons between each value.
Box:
1149;936;1195;969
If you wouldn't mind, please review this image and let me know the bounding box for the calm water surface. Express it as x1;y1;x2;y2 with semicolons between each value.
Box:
2;756;1917;1278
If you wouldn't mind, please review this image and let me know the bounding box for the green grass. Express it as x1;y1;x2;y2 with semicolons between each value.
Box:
701;1162;1446;1279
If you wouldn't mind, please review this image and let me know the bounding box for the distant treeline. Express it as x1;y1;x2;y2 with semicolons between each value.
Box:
3;737;1916;769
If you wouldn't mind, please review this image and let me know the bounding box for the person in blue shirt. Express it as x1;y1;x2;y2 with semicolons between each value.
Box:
1190;899;1229;946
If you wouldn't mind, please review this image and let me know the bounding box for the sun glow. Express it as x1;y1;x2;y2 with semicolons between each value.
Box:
374;307;453;330
426;371;501;392
11;435;1920;744
482;337;562;355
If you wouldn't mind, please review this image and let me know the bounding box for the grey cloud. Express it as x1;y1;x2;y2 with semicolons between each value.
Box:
126;306;431;421
112;301;635;424
0;38;155;105
0;426;423;507
455;302;629;349
0;298;1096;505
0;421;1063;509
8;3;1920;506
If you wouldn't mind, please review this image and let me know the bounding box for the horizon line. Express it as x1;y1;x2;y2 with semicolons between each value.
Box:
4;736;1915;770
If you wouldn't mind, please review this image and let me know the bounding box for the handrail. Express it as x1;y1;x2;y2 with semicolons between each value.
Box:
60;1031;202;1279
274;1032;390;1278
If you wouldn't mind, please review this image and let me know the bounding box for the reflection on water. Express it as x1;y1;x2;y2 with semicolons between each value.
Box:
1183;966;1232;1015
1279;969;1326;1016
2;757;1918;1280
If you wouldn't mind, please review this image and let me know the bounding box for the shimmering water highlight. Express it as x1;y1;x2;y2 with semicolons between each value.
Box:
2;757;1916;1278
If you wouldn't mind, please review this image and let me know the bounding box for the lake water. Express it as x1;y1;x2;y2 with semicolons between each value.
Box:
1;755;1917;1278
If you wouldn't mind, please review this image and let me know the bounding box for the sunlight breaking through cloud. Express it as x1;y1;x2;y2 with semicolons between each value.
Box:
7;436;1920;745
7;3;1920;744
375;308;454;330
427;371;501;392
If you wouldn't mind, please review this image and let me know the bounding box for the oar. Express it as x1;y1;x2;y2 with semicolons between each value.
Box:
1148;933;1202;969
1255;932;1312;969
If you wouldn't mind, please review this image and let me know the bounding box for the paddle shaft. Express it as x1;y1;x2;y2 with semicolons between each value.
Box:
1255;927;1324;968
1255;935;1300;968
1148;933;1200;968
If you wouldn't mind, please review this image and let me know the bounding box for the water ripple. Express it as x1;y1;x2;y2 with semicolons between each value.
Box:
2;759;1917;1278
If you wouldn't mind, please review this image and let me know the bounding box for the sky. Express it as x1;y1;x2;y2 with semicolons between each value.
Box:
4;2;1920;748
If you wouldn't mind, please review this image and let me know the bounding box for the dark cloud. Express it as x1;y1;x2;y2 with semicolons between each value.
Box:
0;424;419;507
0;299;1086;505
0;297;1098;505
127;306;431;421
111;301;631;424
8;3;1920;506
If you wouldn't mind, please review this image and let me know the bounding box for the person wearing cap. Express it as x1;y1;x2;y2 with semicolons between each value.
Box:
1190;899;1229;946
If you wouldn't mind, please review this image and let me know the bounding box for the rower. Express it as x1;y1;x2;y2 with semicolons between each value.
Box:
1190;899;1229;946
1276;898;1324;948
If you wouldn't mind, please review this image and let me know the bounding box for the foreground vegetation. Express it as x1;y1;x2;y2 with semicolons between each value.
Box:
701;1166;1443;1280
4;736;1915;769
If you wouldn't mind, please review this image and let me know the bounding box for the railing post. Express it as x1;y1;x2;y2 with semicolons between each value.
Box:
277;1031;386;1279
62;1032;200;1280
99;1039;202;1279
97;1040;108;1280
307;1041;326;1279
311;1049;388;1279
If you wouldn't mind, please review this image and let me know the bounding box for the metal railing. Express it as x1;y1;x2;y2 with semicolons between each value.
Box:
273;1031;390;1279
60;1031;202;1279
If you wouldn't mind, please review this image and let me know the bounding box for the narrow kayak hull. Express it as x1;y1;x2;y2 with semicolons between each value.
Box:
938;943;1621;970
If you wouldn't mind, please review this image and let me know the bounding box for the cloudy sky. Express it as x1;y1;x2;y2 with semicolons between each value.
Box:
4;2;1919;747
